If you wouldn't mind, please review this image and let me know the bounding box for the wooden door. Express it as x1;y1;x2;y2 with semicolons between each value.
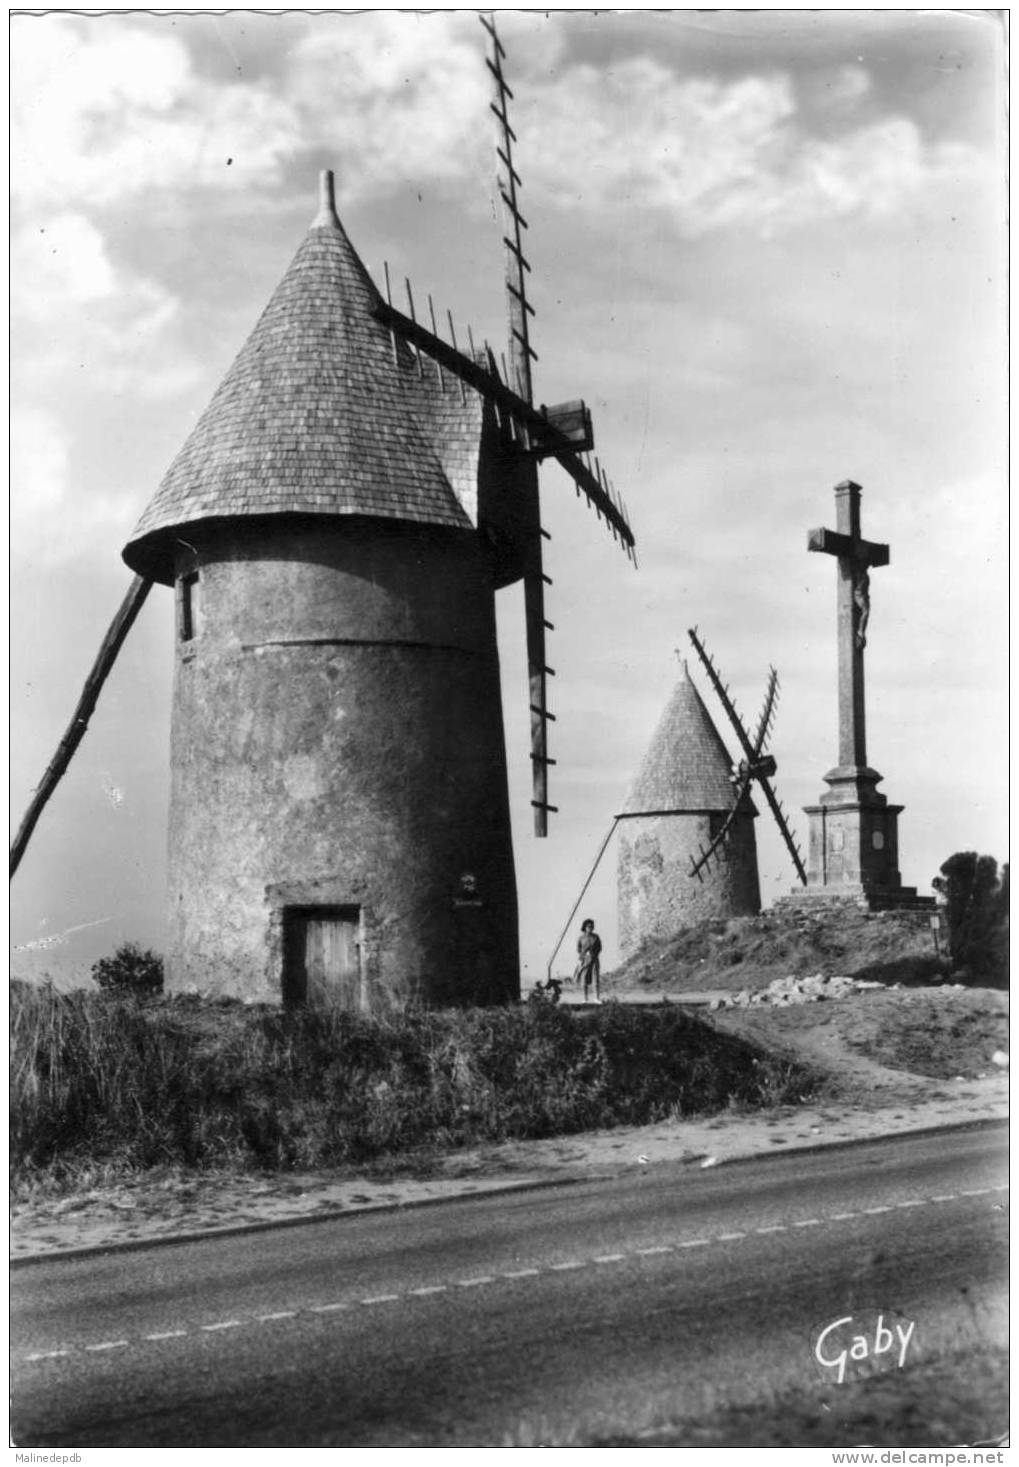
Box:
284;907;362;1009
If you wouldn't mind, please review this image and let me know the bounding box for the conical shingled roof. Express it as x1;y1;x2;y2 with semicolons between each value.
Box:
622;664;756;816
123;174;482;584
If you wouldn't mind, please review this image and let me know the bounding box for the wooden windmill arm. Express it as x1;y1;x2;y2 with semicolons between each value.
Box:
689;778;751;880
756;775;808;887
687;626;758;764
10;575;152;879
751;667;779;758
371;299;635;550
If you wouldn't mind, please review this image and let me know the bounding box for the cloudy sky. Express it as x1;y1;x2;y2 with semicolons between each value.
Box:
10;9;1007;988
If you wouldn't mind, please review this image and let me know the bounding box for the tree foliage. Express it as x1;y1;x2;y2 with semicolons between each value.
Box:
91;941;164;995
932;853;1009;986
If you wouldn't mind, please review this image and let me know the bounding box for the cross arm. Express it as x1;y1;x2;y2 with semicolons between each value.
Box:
808;528;890;567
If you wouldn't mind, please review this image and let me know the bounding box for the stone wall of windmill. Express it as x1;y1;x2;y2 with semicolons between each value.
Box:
617;665;761;958
123;175;528;1010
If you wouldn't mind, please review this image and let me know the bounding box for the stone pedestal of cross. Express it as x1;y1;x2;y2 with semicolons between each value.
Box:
800;481;918;906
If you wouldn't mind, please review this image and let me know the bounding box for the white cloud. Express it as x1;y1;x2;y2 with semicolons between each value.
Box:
522;60;984;238
10;16;986;245
802;64;872;111
284;14;489;204
10;409;128;565
11;213;200;401
11;15;300;212
17;212;117;302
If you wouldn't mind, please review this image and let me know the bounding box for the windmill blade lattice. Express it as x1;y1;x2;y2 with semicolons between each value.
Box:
688;777;751;884
373;14;635;836
687;627;807;885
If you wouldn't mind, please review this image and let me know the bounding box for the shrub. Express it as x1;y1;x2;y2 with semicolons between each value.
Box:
932;853;1009;986
90;942;164;996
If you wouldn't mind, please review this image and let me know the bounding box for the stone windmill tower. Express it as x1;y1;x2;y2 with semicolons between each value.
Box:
616;663;762;958
616;632;807;958
110;28;634;1008
121;178;517;1006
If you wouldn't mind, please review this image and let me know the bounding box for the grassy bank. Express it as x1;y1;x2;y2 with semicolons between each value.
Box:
11;984;817;1188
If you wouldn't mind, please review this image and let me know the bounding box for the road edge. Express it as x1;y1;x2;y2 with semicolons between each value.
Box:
10;1114;1007;1270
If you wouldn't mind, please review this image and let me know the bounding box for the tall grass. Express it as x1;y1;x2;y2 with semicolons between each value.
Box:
10;983;818;1186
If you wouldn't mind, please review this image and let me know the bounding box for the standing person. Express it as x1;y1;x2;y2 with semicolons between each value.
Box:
575;918;602;1004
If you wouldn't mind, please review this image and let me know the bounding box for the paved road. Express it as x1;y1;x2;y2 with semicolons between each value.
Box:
11;1126;1008;1447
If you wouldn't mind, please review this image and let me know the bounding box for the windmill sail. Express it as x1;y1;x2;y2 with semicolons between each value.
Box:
483;11;549;834
376;14;635;835
687;627;807;885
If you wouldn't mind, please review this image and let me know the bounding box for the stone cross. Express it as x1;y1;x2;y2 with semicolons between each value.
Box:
808;481;889;772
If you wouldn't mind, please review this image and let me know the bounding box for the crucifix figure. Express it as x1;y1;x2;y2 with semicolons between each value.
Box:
808;480;889;773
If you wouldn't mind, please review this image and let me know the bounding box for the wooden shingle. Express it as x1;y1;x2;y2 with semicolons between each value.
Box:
623;666;757;815
123;191;484;584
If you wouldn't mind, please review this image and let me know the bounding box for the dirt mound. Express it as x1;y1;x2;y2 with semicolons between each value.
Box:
606;905;943;995
711;985;1008;1103
605;906;1007;1100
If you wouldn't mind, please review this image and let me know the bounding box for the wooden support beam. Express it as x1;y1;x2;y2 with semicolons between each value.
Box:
383;263;399;368
427;296;445;391
404;279;424;377
447;310;467;405
11;575;153;878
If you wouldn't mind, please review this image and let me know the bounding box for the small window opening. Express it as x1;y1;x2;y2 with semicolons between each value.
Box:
179;572;200;642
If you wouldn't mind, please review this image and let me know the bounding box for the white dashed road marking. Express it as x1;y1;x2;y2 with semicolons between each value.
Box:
21;1181;1007;1365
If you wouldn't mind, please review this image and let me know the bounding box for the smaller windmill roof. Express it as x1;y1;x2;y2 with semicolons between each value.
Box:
621;663;756;816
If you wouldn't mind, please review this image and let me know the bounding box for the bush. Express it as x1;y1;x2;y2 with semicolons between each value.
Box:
9;989;820;1184
932;853;1009;986
90;942;164;996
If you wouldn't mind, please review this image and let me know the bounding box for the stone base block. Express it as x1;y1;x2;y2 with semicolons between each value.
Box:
777;887;937;916
803;764;907;896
